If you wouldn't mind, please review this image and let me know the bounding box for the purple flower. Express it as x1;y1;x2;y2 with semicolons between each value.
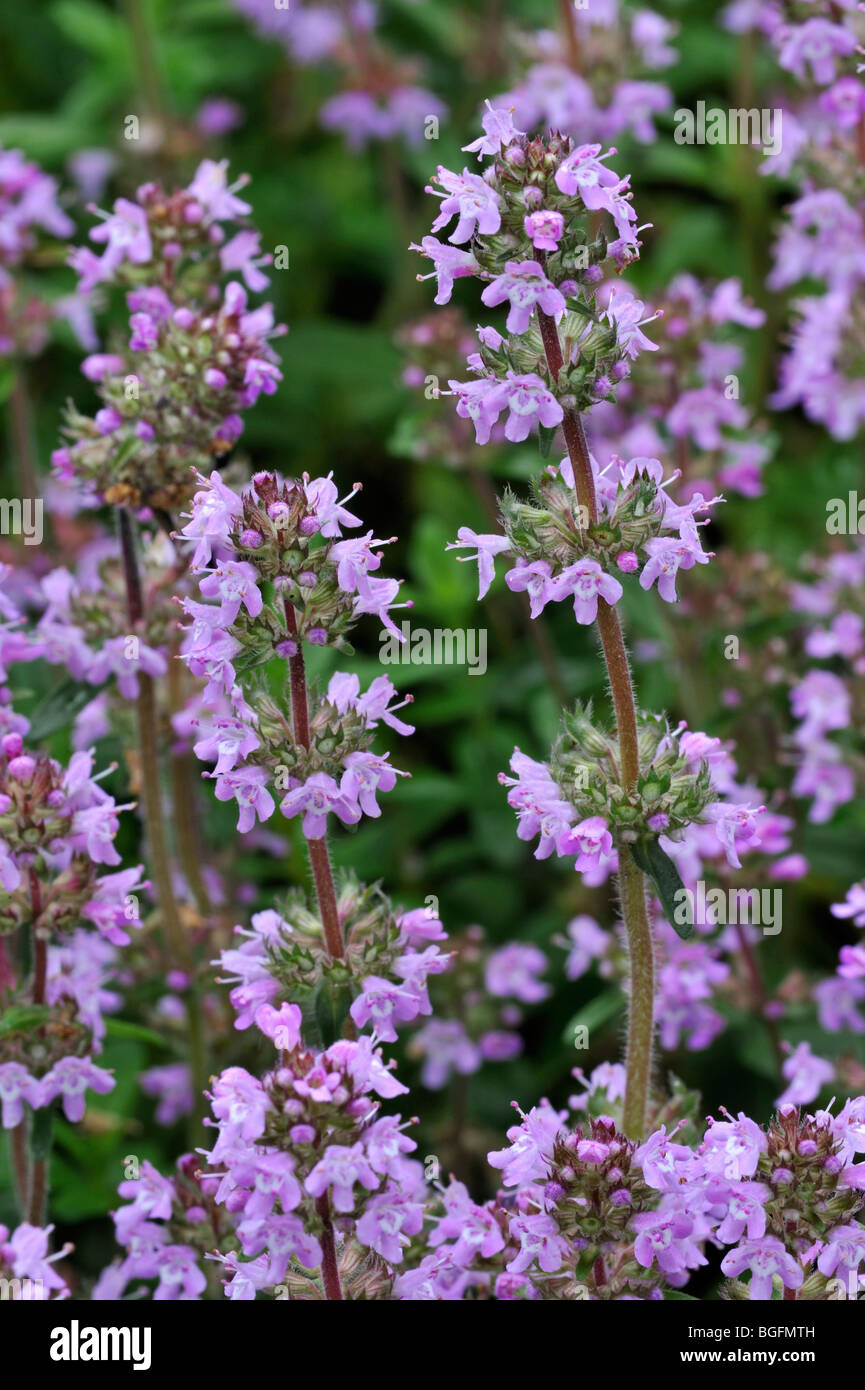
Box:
193;716;260;775
462;101;525;159
704;1112;768;1183
504;559;556;618
485;944;549;1003
495;372;565;442
554;144;637;243
356;1190;425;1263
448;376;508;445
199;560;263;621
0;1062;41;1128
702;802;764;870
507;1212;566;1275
212;765;275;833
429;167;503;244
154;1244;207;1300
88;198;152;274
777;1042;834;1107
559;816;614;872
429;1179;505;1265
0;1223;70;1298
831;881;865;928
817;1222;865;1287
305;1142;380;1213
445;527;511;599
639;537;710;604
602;286;659;358
480;261;565;335
340;751;402;818
776;18;856;86
524;210;565;251
187;159;251;221
720;1235;803;1301
487;1101;566;1186
39;1055;115;1123
550;558;623;624
411;237;479;305
631;1205;709;1277
350;975;430;1042
254;1002;302;1052
279;771;361;839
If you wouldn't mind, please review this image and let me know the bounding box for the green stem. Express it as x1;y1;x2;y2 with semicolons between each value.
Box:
538;307;653;1137
617;849;655;1139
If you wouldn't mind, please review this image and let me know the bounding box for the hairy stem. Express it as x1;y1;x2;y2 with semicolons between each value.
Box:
618;849;655;1139
283;603;344;962
10;1121;29;1217
538;307;653;1137
315;1193;344;1301
28;1158;48;1226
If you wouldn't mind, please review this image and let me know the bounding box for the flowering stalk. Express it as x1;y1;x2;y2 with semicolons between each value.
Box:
413;109;724;1143
535;302;652;1136
283;600;344;1298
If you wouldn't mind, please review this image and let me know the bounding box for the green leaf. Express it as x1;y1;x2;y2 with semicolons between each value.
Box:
104;1017;173;1049
27;677;96;741
538;423;557;459
632;838;694;940
0;1004;53;1036
30;1103;55;1162
310;980;353;1050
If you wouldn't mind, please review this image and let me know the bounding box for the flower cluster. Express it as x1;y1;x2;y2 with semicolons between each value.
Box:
218;885;449;1035
449;452;717;626
0;735;146;1140
403;1081;865;1300
56;161;284;510
500;707;767;892
180;468;413;837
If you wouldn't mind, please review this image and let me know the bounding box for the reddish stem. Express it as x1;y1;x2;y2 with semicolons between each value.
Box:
315;1193;344;1301
283;602;344;962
